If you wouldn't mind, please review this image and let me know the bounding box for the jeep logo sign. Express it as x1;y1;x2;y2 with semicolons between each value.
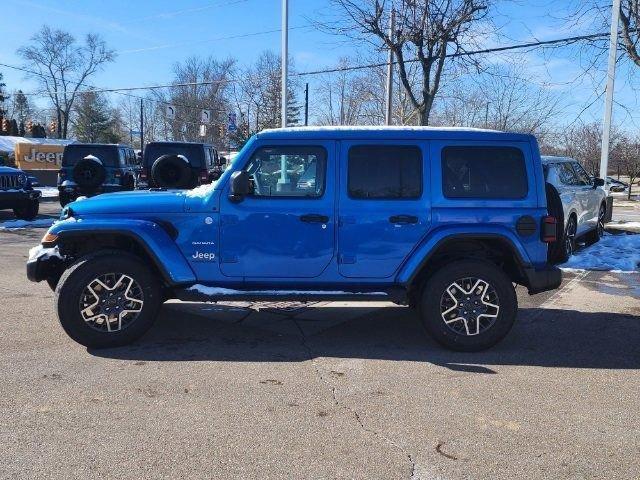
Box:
15;143;66;171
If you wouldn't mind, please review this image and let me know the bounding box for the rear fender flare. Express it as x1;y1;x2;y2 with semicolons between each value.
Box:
397;226;531;286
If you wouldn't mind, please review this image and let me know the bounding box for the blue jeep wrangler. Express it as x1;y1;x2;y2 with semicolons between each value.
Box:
0;165;41;220
27;127;561;351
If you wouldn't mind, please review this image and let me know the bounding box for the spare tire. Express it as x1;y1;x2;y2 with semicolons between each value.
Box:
151;154;193;189
545;182;566;264
73;155;106;189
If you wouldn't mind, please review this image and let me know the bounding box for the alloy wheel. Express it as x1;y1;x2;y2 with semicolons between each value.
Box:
597;205;606;238
79;273;144;333
565;217;577;257
439;277;500;336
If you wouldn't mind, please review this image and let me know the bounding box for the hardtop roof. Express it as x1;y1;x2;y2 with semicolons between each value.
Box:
257;126;534;142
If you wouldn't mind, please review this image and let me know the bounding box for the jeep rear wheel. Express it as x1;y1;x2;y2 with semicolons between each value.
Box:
419;260;517;351
13;198;39;220
55;251;162;348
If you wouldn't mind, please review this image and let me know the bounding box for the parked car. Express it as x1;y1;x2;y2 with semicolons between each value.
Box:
605;176;628;193
541;156;607;262
0;165;41;220
58;143;139;206
28;127;561;352
139;142;224;189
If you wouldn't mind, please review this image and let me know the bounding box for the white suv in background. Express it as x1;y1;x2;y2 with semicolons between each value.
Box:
542;156;607;262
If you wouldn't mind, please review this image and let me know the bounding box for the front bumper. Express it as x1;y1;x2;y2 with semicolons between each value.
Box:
0;189;41;208
26;245;63;283
523;265;562;295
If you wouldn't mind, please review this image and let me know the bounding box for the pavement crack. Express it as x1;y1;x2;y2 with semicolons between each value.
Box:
292;318;416;479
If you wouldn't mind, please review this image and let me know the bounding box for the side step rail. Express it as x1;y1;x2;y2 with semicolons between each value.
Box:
173;285;407;304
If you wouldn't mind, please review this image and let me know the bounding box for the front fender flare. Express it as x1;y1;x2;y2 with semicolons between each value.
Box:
48;218;196;285
396;226;532;286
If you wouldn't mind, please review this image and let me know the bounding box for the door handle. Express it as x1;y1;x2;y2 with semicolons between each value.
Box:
300;213;329;223
389;215;419;224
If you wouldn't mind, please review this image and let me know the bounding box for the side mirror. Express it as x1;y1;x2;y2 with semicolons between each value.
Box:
229;170;252;202
594;177;605;188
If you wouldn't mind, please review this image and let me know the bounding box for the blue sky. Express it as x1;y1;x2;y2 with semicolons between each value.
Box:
2;0;639;130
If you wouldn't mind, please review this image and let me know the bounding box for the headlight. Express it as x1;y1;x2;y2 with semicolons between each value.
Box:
17;174;26;185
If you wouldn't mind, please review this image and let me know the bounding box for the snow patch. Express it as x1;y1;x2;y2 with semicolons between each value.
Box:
0;218;55;230
560;233;640;272
185;181;218;198
36;187;59;198
261;125;501;134
28;244;63;261
188;285;388;296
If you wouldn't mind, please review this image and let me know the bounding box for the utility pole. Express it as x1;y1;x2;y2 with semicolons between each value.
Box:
384;5;395;126
600;0;621;181
140;98;144;151
281;0;289;129
304;83;309;126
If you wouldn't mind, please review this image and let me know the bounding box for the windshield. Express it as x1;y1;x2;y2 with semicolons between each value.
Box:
144;144;204;168
62;146;118;167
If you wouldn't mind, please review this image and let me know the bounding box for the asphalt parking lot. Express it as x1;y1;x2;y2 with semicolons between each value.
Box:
1;202;639;479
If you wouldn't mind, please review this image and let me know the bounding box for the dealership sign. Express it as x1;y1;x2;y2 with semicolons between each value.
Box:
15;143;66;170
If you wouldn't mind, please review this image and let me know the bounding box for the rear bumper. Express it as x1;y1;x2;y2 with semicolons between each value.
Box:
523;265;562;295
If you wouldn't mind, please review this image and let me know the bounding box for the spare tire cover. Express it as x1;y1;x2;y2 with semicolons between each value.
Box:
151;154;193;188
73;155;106;189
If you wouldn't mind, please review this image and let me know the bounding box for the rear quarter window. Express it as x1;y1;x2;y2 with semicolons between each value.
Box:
442;146;528;199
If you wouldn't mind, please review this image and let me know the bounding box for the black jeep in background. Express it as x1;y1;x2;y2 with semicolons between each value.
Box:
140;141;225;189
58;143;139;206
0;165;41;220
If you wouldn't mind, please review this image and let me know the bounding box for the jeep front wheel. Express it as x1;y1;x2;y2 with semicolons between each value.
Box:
55;252;163;348
419;260;518;351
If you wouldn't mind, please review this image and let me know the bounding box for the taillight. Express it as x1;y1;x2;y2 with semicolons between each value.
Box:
542;215;557;243
199;170;209;183
139;170;148;180
114;170;122;178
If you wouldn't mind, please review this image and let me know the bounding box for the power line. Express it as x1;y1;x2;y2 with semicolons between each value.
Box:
1;29;630;114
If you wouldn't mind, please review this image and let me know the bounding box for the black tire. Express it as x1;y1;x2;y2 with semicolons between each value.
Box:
13;198;39;220
73;156;106;189
419;260;518;352
151;154;193;189
585;203;606;244
59;191;74;207
545;183;565;264
55;251;163;348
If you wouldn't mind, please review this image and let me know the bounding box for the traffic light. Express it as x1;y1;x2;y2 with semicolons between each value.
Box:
49;120;57;134
26;120;33;134
1;118;8;133
218;124;226;137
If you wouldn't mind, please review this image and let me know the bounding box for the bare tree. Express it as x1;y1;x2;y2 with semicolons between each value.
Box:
316;58;372;125
17;26;115;139
330;0;492;125
155;56;235;145
620;1;640;66
611;134;640;198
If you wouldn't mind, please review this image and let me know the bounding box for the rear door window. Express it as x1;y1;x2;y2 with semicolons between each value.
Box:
348;145;422;199
571;162;592;186
558;163;580;186
442;146;528;199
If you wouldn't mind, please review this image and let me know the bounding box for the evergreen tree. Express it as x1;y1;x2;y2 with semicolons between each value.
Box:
71;90;120;142
13;90;31;122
